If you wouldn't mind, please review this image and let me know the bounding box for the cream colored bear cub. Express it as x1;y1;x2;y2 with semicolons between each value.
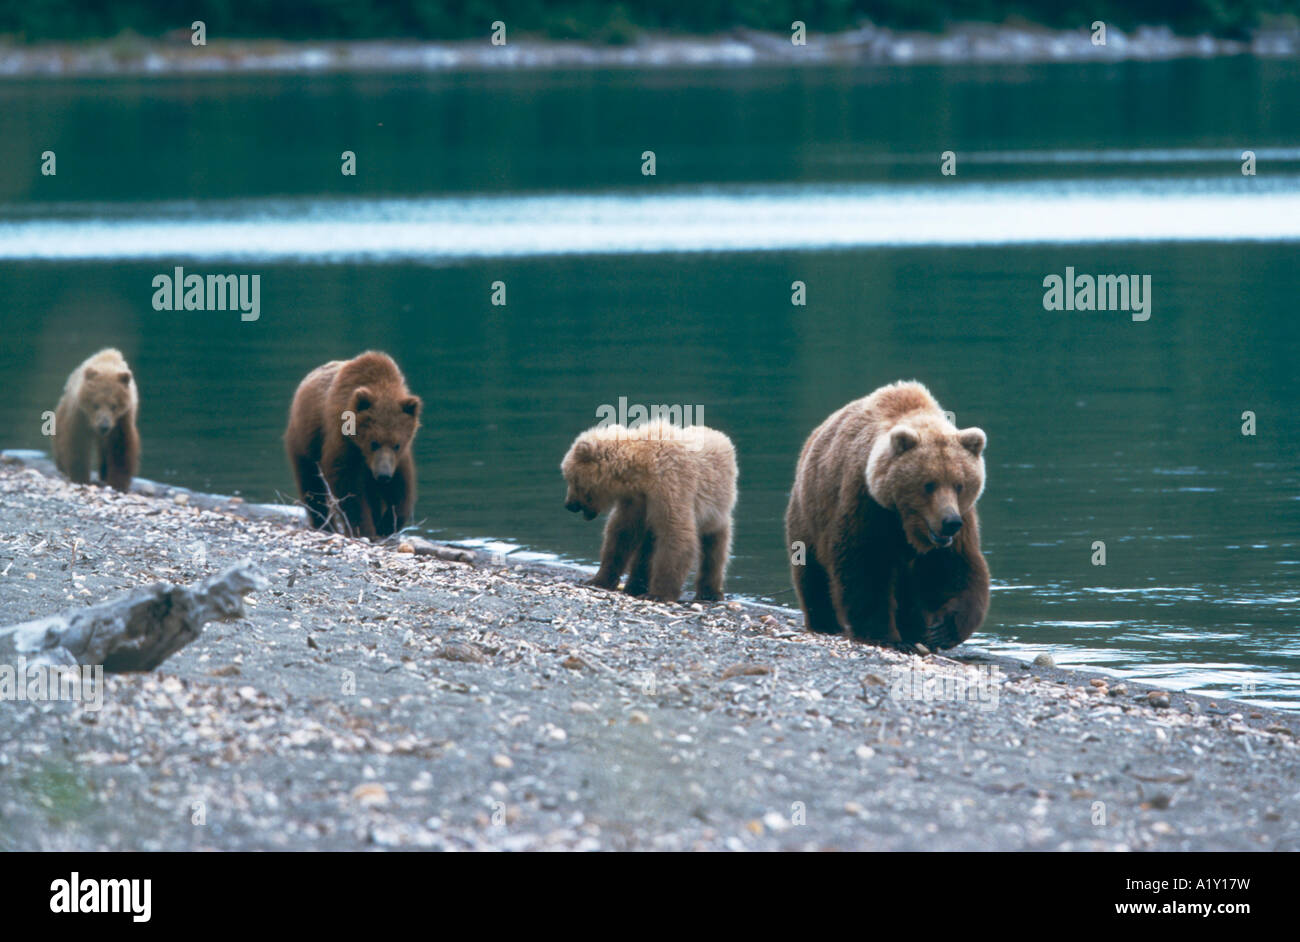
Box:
561;421;738;603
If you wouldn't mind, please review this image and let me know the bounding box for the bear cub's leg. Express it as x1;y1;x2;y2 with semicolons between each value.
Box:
101;419;139;492
645;506;698;602
623;531;655;596
293;458;333;529
588;499;645;590
693;526;730;602
57;411;93;485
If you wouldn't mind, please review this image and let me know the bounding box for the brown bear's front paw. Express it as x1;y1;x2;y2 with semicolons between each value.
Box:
645;593;680;604
692;590;725;604
922;616;963;652
584;575;617;590
877;639;930;656
623;581;649;597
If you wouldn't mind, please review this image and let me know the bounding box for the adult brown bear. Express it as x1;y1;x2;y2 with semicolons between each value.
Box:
285;352;420;540
784;381;989;650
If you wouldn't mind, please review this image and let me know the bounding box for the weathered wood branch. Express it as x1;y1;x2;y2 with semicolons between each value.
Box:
0;560;266;672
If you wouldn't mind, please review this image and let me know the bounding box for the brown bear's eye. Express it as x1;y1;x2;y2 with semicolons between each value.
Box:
393;443;401;452
955;484;964;495
370;441;380;451
925;481;937;494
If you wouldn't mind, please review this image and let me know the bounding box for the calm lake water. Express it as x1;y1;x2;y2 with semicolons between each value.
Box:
1;60;1298;707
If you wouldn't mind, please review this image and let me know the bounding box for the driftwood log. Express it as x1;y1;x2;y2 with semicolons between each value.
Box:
0;560;266;671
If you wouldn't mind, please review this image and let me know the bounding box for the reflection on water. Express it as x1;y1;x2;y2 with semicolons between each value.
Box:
4;176;1300;262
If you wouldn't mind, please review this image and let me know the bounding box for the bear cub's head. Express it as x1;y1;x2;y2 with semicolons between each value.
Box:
866;413;986;554
561;433;619;520
350;386;421;482
80;366;134;436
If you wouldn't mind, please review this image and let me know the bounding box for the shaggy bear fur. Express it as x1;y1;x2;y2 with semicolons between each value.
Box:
53;348;140;492
784;381;989;650
562;421;737;603
285;352;421;540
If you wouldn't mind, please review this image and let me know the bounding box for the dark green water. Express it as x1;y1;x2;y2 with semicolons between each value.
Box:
1;60;1298;705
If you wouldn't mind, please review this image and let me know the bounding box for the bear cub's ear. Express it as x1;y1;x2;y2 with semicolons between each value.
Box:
352;387;373;412
890;425;920;456
401;396;421;418
118;371;132;385
572;440;599;463
958;427;986;458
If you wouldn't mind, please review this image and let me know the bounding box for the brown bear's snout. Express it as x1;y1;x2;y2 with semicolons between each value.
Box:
371;452;397;481
940;514;963;537
95;415;113;434
565;500;582;514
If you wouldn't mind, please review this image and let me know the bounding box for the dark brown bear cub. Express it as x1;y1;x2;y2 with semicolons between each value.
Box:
53;348;140;492
285;352;421;540
784;381;989;650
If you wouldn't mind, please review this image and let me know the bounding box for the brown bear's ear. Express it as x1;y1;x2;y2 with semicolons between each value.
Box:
890;425;920;456
572;440;598;463
958;427;986;458
118;371;132;385
401;396;421;418
84;367;98;379
352;387;373;411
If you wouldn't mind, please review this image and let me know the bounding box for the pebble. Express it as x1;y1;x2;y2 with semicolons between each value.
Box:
1033;653;1055;668
351;783;389;808
438;642;487;664
628;710;650;725
1147;691;1171;709
491;754;513;769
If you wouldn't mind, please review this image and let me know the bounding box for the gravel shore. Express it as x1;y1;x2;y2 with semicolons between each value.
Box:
1;455;1296;851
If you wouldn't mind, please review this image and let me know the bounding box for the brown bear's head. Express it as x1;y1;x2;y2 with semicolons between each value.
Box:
866;413;986;553
561;431;624;520
79;366;134;436
350;386;421;482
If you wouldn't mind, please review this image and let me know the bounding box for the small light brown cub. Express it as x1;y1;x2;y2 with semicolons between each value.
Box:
53;348;140;492
562;421;738;603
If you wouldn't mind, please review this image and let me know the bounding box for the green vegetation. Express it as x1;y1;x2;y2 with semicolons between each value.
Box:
0;0;1296;43
18;762;96;825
